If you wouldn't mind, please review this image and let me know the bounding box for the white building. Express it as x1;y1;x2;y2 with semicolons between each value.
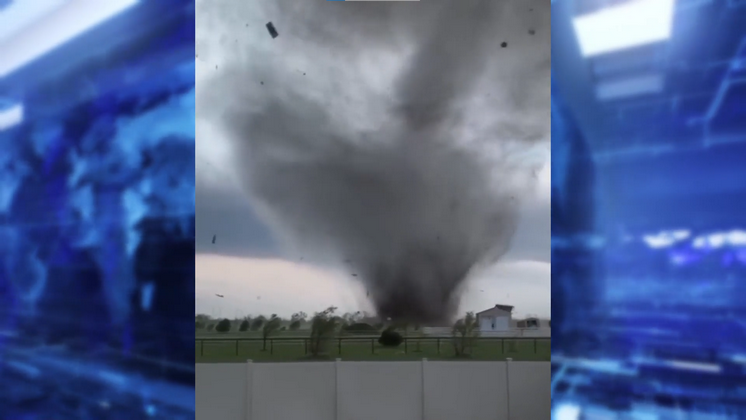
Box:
476;304;513;332
515;317;550;329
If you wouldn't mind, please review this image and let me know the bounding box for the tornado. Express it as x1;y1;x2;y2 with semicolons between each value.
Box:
198;0;550;324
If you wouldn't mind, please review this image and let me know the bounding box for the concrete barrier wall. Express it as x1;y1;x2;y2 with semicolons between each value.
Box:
196;360;550;420
424;361;509;420
196;363;248;420
252;362;336;420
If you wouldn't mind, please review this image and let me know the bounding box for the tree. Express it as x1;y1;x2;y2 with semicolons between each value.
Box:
196;321;205;330
452;312;480;357
262;315;282;350
207;324;215;331
308;306;341;357
239;319;250;332
196;314;211;323
250;316;266;331
215;318;232;333
342;311;363;326
289;311;307;331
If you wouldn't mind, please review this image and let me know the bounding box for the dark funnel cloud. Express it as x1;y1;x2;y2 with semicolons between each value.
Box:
198;0;550;324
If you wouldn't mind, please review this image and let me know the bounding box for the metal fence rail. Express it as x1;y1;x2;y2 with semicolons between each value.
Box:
195;336;550;357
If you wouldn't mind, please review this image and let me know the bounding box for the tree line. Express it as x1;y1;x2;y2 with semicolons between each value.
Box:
196;307;482;358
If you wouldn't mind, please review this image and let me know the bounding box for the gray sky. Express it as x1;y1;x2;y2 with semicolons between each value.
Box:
195;0;550;321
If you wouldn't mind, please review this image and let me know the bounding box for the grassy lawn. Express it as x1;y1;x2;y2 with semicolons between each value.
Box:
195;336;550;363
196;330;312;338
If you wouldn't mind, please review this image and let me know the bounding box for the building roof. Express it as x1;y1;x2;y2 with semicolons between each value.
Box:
476;304;514;315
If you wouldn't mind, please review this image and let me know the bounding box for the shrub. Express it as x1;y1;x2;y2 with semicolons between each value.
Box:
378;329;403;347
239;320;250;331
215;318;232;333
344;323;377;334
288;320;301;331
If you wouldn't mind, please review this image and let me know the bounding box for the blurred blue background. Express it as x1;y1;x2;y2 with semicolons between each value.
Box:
552;0;746;418
0;1;195;419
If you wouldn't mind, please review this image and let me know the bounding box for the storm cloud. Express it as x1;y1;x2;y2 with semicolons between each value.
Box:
197;0;550;324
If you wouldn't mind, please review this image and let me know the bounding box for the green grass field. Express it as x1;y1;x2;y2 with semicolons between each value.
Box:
195;335;550;363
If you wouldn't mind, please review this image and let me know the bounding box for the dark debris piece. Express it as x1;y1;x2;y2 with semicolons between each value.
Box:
529;29;535;35
212;234;216;244
266;22;279;39
501;42;507;48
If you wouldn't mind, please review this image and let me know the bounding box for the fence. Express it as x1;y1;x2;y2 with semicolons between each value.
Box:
196;360;550;420
421;327;551;338
195;336;550;360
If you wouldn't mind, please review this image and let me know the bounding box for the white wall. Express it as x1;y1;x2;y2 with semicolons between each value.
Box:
196;363;248;420
478;315;510;331
196;360;550;420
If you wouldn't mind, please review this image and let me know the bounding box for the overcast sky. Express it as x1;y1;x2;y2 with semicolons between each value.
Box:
195;0;550;321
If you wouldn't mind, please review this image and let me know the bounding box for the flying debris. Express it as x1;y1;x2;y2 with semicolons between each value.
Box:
351;273;357;277
212;235;216;244
529;29;536;35
266;22;279;39
257;296;261;300
216;294;224;298
501;42;507;48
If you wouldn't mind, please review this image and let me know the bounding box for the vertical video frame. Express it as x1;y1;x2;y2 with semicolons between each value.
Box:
196;0;551;419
